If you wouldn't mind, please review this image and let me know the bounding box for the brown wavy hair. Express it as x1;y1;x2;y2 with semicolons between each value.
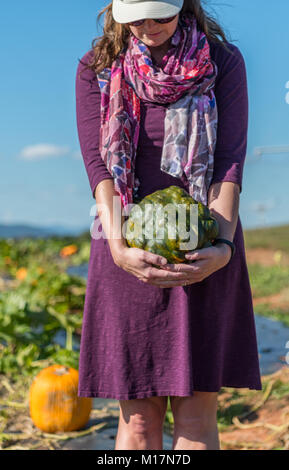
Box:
79;0;235;77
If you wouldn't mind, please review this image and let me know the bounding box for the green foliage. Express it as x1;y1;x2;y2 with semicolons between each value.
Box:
0;234;90;379
244;224;289;254
0;237;64;273
247;264;289;297
270;380;289;399
47;348;80;371
255;304;289;328
0;343;42;379
217;403;249;431
0;236;91;277
0;279;82;377
64;240;91;266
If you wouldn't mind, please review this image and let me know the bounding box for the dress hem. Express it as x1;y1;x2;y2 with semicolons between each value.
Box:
78;383;263;400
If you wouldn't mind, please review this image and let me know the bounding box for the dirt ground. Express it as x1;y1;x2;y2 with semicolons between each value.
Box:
219;367;289;450
245;248;289;268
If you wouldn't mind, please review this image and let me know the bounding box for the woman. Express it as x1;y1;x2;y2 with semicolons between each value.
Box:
75;0;262;450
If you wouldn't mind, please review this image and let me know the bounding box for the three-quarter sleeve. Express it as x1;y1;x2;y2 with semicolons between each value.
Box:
210;43;249;194
75;50;114;199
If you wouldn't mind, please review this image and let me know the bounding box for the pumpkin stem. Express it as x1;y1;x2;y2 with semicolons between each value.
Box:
54;366;69;375
66;326;73;351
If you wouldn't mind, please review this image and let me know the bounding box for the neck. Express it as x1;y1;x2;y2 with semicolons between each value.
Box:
148;37;171;55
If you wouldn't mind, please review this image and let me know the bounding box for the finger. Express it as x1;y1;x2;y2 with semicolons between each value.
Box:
162;263;200;273
143;252;168;267
156;271;205;285
185;252;200;261
146;267;190;281
185;247;213;261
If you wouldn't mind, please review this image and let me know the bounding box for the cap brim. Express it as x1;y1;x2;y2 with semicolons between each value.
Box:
112;0;183;24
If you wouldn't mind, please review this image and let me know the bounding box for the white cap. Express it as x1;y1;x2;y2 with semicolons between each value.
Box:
112;0;184;24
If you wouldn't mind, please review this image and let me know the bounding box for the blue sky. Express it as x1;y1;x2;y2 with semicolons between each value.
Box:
1;0;289;232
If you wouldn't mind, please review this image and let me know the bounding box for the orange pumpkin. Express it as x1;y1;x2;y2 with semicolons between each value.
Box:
60;244;78;258
15;267;28;280
29;365;92;433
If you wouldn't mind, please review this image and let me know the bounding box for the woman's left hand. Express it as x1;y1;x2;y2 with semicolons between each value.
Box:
160;244;232;286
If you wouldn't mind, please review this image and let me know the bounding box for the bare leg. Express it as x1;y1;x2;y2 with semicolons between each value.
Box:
170;392;220;450
114;395;168;450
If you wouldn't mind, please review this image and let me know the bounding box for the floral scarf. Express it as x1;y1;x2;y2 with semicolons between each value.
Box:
96;11;218;212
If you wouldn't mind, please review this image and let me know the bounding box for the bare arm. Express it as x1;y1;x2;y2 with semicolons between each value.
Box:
94;179;128;265
207;181;240;257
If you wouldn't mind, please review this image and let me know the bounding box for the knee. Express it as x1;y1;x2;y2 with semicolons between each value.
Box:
129;411;161;436
174;411;216;436
171;394;218;436
119;397;167;436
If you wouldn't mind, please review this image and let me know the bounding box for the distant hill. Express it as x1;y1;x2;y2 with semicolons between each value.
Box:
0;223;88;239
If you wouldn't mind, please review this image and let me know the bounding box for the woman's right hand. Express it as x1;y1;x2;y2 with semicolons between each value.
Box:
112;246;191;288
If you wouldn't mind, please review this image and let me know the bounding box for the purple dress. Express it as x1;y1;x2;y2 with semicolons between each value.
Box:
75;40;262;400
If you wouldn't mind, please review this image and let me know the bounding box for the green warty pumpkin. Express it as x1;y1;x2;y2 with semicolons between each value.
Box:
125;185;219;264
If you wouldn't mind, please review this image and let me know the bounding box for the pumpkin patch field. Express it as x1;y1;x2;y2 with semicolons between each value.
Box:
0;224;289;450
